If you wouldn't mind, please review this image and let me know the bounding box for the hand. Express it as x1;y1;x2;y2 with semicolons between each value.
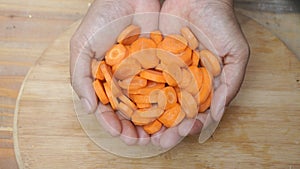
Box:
70;0;161;145
155;0;250;148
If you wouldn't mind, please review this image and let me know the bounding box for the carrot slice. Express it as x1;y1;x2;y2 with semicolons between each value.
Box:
130;94;150;104
132;49;159;69
130;37;156;54
117;102;133;119
105;44;127;66
199;90;213;113
118;76;147;90
192;50;200;66
139;69;166;83
93;80;109;104
160;34;187;54
99;61;113;83
149;89;167;109
131;110;156;126
118;94;137;110
143;120;162;135
91;59;105;80
158;103;185;127
117;25;141;45
195;68;212;104
150;30;163;44
128;81;165;95
178;90;198;118
180;27;199;50
136;103;151;109
163;62;182;86
199;49;221;77
103;82;118;110
162;87;177;110
156;48;187;68
178;47;192;66
113;57;142;80
189;66;203;90
136;107;164;118
179;68;192;89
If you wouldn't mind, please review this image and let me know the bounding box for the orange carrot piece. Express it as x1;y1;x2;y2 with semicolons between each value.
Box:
158;103;184;127
118;94;137;110
137;107;164;118
117;25;141;45
113;57;142;80
199;90;213;113
178;47;192;66
149;89;167;109
163;62;182;86
192;50;200;66
131;110;156;126
93;80;109;104
162;71;177;86
178;90;198;118
105;44;127;66
199;49;221;77
180;27;199;50
130;94;151;104
117;102;133;119
179;68;192;89
99;61;113;83
132;48;159;69
189;66;203;90
136;103;152;109
130;37;156;54
91;59;105;80
128;81;165;95
195;67;212;104
160;34;187;54
162;86;177;110
150;30;163;44
118;76;147;90
103;82;118;110
143;120;162;135
139;69;166;83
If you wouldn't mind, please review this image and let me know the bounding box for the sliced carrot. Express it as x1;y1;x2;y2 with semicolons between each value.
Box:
180;27;199;50
103;82;118;110
117;102;133;119
131;110;156;126
128;81;165;95
199;90;213;113
192;50;200;66
105;44;127;66
199;49;221;77
158;103;184;127
113;57;142;80
130;37;156;54
117;25;141;45
178;47;192;66
93;80;109;104
160;34;187;54
189;66;203;90
136;107;164;118
136;103;151;109
149;89;167;109
178;90;198;118
143;120;162;135
162;87;177;110
139;69;166;83
99;61;113;83
132;49;159;69
179;68;192;89
155;62;167;71
118;76;147;90
195;67;212;104
118;94;137;110
130;94;150;104
163;62;182;86
91;59;105;80
156;48;187;68
150;30;163;44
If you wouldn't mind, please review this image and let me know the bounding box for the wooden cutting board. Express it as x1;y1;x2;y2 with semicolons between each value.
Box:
14;13;300;168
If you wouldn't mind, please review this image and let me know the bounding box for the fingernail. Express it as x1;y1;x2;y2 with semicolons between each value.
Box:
81;98;92;114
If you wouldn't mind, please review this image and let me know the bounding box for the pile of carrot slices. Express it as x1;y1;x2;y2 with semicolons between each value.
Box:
92;25;221;135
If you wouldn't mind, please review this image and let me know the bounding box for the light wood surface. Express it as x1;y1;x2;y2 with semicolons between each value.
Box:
14;13;300;168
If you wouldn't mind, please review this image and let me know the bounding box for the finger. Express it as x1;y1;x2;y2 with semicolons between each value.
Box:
95;104;122;137
159;126;183;149
178;118;202;137
120;119;138;145
136;126;150;145
151;126;166;147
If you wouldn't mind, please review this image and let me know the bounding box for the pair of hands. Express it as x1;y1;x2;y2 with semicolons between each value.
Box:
70;0;249;148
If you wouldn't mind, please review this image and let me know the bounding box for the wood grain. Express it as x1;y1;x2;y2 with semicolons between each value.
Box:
14;13;300;168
